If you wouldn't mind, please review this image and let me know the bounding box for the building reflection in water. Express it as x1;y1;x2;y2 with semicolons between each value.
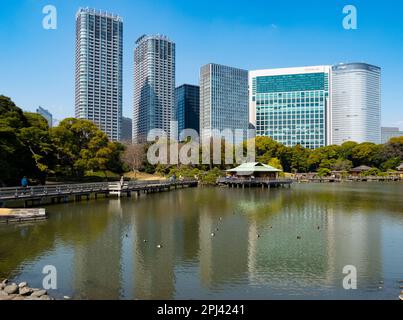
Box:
0;184;388;299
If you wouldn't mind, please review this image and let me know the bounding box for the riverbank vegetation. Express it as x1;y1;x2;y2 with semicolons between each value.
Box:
1;95;402;186
0;96;125;186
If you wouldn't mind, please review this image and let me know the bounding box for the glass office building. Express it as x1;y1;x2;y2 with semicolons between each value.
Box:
175;84;200;136
36;106;53;128
381;127;403;144
250;66;331;149
331;63;381;145
133;34;175;143
75;8;123;141
200;63;249;144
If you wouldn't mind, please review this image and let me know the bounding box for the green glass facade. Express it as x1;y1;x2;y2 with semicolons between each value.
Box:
253;72;329;149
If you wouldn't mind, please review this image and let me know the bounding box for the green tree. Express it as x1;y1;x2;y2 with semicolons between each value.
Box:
0;96;53;185
307;145;340;171
317;168;331;177
331;159;353;171
18;112;55;182
51;118;123;178
290;144;310;173
267;157;283;170
351;142;381;167
339;141;358;160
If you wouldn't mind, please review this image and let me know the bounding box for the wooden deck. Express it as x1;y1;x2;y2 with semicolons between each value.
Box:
0;180;198;207
0;208;46;224
217;177;293;188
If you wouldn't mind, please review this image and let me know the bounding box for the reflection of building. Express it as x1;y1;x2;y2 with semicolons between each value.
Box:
75;8;123;141
245;189;382;293
381;127;403;144
126;190;200;299
36;106;53;127
200;63;249;144
199;207;249;287
175;84;200;136
133;35;175;143
250;66;331;149
73;200;124;299
331;63;381;145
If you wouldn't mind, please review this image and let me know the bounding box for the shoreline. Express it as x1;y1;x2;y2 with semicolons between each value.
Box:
0;279;53;300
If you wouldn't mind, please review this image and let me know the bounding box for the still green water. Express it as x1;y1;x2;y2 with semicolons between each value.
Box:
1;183;403;300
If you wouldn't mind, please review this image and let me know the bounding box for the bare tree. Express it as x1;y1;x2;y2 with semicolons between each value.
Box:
122;143;146;174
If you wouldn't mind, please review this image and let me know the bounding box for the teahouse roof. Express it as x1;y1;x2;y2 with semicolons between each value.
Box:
397;163;403;171
226;162;282;173
350;165;372;172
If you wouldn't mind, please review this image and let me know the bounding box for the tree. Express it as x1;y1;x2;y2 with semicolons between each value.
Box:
50;118;119;177
381;136;403;163
18;112;55;182
339;141;358;161
351;143;381;167
307;145;340;171
290;144;310;173
0;96;53;185
317;168;331;177
331;159;353;171
122;143;146;173
268;157;283;170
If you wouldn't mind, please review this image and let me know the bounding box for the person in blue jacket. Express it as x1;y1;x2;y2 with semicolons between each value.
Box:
21;176;28;188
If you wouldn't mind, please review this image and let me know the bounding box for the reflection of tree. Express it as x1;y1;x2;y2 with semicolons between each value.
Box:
0;200;113;279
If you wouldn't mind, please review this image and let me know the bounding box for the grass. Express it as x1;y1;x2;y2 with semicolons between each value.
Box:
124;171;167;181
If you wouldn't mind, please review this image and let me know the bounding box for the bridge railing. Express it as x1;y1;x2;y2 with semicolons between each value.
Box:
0;179;198;200
0;182;111;200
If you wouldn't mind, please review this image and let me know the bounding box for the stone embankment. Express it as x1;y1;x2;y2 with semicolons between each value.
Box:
0;279;53;300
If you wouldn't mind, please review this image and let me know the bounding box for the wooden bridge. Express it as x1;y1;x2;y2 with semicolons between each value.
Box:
0;180;198;208
217;177;293;189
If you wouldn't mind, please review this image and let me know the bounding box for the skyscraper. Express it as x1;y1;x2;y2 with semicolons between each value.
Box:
75;8;123;141
121;116;133;142
331;63;381;145
199;63;249;144
36;106;53;128
249;66;331;149
133;35;175;143
175;84;200;136
381;127;403;143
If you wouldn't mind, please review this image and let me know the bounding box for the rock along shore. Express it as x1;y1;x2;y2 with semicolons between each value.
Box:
0;279;53;301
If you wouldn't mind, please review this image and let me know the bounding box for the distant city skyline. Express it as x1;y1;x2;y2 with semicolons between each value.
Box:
1;1;403;131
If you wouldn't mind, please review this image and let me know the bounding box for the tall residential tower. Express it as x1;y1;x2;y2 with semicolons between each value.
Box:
199;63;249;144
133;35;176;143
75;8;123;141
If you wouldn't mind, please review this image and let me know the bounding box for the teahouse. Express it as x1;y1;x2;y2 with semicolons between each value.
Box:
349;165;372;176
226;162;281;180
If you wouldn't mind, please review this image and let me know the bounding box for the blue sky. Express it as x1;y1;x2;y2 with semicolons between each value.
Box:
0;0;402;128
